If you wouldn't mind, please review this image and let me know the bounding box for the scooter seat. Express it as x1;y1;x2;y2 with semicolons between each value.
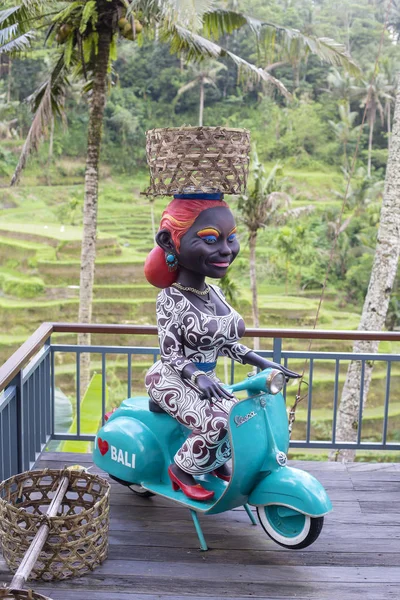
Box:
148;399;167;414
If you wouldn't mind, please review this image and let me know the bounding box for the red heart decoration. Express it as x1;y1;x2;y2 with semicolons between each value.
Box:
98;437;109;456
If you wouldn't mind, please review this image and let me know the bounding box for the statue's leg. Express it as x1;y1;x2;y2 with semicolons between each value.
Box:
146;364;236;477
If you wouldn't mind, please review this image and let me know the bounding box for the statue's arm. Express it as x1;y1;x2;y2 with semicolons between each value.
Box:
219;341;276;369
221;344;300;379
219;341;252;364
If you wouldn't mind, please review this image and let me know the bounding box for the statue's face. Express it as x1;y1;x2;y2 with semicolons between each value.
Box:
177;206;240;278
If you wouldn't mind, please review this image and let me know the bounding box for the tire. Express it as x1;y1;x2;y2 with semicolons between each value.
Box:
128;484;155;498
109;475;155;497
257;504;324;549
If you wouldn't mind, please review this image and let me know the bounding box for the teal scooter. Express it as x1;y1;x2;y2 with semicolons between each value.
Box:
93;368;332;550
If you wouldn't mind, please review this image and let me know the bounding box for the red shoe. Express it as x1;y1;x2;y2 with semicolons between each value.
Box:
168;465;214;501
212;470;231;482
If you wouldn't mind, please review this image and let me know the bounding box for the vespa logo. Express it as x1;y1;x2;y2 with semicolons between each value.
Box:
276;451;287;467
234;411;256;427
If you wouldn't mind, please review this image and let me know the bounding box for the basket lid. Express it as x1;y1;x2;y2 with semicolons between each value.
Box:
144;126;250;197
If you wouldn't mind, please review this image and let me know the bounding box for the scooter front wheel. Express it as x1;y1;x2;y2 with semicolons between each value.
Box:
257;505;324;549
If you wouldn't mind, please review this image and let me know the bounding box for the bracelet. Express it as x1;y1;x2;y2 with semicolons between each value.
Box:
190;370;204;385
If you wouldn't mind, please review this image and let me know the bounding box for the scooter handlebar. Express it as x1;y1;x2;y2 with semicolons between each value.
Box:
227;368;285;396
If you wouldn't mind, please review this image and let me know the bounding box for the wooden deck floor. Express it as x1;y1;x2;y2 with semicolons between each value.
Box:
1;453;400;600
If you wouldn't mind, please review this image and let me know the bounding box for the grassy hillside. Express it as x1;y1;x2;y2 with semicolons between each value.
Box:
0;162;361;348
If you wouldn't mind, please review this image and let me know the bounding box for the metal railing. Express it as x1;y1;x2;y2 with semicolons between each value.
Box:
0;332;52;480
1;323;400;482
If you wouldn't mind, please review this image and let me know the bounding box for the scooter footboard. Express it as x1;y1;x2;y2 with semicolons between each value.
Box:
248;466;332;517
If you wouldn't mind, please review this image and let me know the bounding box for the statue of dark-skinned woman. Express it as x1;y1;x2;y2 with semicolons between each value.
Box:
144;195;300;502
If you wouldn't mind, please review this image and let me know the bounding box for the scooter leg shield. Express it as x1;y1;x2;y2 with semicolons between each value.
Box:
93;416;165;485
249;466;332;517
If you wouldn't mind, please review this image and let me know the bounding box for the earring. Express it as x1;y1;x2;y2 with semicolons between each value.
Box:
165;252;178;271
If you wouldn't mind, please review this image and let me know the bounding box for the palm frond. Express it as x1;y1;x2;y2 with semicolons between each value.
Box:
202;10;360;77
202;76;217;87
125;0;160;23
0;7;21;25
202;9;257;39
0;24;19;43
11;53;69;186
175;79;199;97
263;162;284;191
0;30;34;54
208;62;227;77
259;24;361;77
0;3;43;29
126;0;214;30
160;0;214;30
56;1;85;24
164;24;290;97
79;0;98;34
0;5;38;55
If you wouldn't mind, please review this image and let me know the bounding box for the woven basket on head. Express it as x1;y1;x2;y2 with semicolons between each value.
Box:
145;126;250;196
0;469;110;582
0;589;52;600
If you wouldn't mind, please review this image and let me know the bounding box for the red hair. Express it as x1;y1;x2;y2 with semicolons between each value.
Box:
144;198;228;288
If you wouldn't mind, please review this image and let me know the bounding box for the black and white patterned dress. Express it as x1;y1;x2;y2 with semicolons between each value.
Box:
145;285;251;475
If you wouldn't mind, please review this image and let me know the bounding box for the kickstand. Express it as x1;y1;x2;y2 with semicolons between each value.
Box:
190;509;208;551
243;503;257;525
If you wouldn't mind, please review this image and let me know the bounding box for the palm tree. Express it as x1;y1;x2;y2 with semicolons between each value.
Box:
325;68;355;108
329;104;360;168
237;151;291;345
174;60;226;126
381;57;398;145
331;72;400;462
5;0;360;392
351;73;394;177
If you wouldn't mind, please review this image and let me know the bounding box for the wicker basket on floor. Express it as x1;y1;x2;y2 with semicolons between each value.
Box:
0;469;110;582
0;589;52;600
145;126;250;196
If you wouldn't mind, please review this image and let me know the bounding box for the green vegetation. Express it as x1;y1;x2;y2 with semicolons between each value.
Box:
0;271;44;298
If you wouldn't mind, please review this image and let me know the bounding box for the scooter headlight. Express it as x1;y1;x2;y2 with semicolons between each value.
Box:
267;369;285;395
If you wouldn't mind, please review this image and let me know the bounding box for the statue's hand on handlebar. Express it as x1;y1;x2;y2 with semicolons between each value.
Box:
243;352;301;381
278;365;302;381
256;358;301;381
196;374;234;402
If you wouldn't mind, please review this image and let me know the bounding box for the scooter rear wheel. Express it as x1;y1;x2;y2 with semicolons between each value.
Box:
129;484;155;498
109;475;155;498
257;504;324;549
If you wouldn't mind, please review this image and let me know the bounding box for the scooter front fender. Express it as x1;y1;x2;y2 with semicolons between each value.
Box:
249;466;332;517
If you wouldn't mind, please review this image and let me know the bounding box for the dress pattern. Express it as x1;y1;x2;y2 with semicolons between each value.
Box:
145;285;251;475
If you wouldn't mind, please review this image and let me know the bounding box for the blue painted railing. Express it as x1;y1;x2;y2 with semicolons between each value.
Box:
1;323;399;482
0;335;52;480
